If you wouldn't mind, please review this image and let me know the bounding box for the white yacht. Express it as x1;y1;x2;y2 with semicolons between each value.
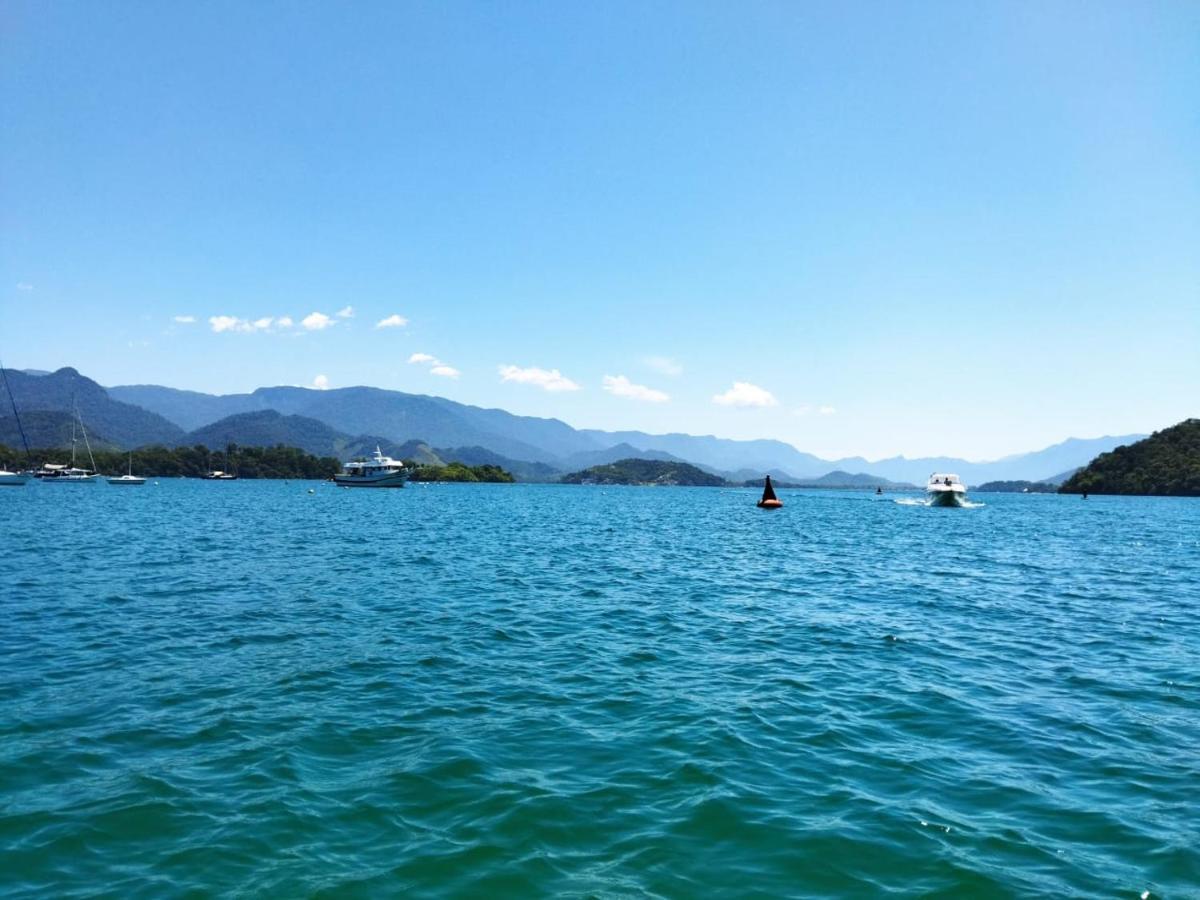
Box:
926;473;967;507
334;447;408;488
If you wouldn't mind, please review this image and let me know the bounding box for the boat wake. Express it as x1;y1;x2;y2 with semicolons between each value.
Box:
894;497;986;508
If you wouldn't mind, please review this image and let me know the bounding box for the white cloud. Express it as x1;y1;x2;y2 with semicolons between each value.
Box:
208;315;278;334
602;374;669;403
337;305;354;318
819;405;837;415
302;311;335;331
173;315;196;324
209;315;243;333
16;282;33;291
409;353;460;378
498;364;581;392
376;314;408;329
644;355;683;377
276;316;294;328
312;374;330;390
712;381;778;408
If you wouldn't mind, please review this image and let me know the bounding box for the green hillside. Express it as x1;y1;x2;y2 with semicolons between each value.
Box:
1059;419;1200;496
561;458;725;486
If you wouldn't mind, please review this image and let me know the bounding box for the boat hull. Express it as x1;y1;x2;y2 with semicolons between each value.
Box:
334;473;407;488
927;488;967;507
108;477;146;486
40;475;101;484
0;472;30;486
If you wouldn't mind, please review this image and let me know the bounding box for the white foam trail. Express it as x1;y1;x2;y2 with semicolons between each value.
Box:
893;497;986;508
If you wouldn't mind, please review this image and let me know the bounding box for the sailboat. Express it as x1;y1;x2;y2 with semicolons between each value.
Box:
38;407;100;483
757;475;783;509
0;360;32;485
108;452;146;486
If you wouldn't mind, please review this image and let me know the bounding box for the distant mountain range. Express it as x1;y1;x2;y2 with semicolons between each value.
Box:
0;367;1152;484
751;471;916;490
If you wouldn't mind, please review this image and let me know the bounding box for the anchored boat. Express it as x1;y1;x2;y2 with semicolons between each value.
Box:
334;447;408;488
926;473;967;507
108;453;146;486
38;410;101;483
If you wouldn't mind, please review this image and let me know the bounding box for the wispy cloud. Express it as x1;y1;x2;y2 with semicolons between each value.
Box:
277;316;294;328
302;311;335;331
602;374;669;403
819;405;836;415
498;364;581;392
712;381;778;408
376;314;408;329
209;315;257;333
173;315;197;324
312;374;330;390
409;353;460;378
208;315;291;334
16;282;33;292
336;305;354;319
644;355;683;377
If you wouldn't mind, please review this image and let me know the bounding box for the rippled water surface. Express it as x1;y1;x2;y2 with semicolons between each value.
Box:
2;482;1198;897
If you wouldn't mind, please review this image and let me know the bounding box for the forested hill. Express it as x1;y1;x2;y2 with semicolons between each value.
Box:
1059;419;1200;496
560;459;725;486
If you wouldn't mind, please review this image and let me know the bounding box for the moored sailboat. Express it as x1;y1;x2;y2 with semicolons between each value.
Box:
108;452;146;485
38;408;101;483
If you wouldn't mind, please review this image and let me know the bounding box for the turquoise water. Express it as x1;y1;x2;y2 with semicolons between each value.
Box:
2;482;1197;898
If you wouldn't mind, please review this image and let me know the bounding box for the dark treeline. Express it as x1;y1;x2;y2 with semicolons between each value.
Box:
0;443;340;479
405;461;515;483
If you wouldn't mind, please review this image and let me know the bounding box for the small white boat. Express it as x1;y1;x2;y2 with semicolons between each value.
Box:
926;473;967;507
203;470;238;480
0;469;30;486
108;453;145;486
334;447;408;488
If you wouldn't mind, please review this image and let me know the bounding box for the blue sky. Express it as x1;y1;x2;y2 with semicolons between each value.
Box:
2;1;1197;459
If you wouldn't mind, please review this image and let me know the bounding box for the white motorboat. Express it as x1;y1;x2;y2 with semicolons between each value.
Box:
334;447;408;488
0;469;30;486
926;473;967;507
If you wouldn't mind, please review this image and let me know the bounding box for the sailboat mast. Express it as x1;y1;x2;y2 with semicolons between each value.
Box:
77;407;97;473
0;360;32;457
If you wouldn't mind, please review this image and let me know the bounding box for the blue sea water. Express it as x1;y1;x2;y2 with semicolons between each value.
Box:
1;481;1198;898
